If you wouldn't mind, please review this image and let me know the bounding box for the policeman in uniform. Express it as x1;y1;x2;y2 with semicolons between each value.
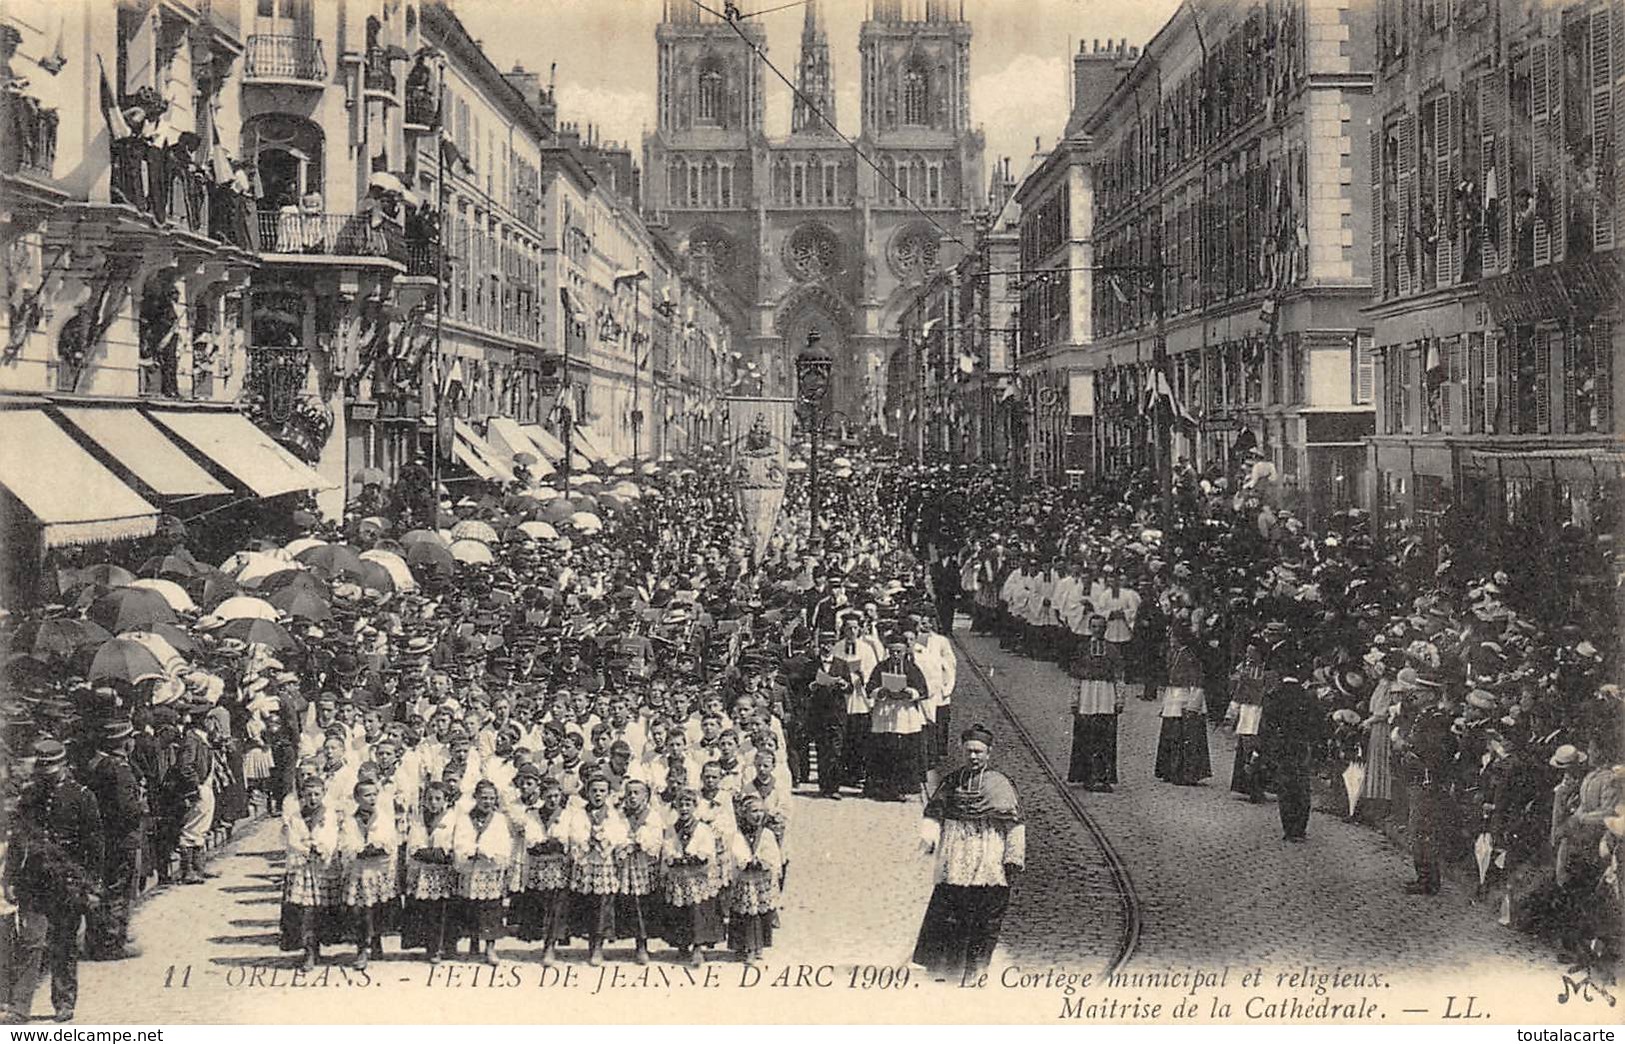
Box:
1394;669;1458;895
3;740;104;1023
85;720;146;960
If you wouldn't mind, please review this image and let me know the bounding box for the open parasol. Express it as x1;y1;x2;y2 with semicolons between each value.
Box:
87;587;176;633
449;539;495;565
213;595;280;621
127;578;197;613
87;638;170;685
449;519;499;544
219;617;299;651
358;549;416;592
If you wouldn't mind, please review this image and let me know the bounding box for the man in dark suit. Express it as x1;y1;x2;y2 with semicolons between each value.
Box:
84;721;146;960
1262;675;1325;841
3;740;104;1023
930;552;961;635
1395;670;1459;895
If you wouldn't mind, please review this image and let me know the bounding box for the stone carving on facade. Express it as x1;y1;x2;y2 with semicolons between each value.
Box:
782;222;842;282
888;222;940;281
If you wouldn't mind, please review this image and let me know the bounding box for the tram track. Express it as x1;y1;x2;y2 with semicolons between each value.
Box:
952;634;1142;977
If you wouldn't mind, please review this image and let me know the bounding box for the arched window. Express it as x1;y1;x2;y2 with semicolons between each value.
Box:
697;64;724;125
700;158;717;206
902;63;929;126
243;114;324;210
668;158;686;206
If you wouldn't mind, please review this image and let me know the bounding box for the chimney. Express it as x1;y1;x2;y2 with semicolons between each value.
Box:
1067;34;1137;135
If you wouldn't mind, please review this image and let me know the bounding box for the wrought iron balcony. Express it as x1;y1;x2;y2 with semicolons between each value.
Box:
405;243;437;277
1;90;58;179
404;87;438;129
364;50;397;97
253;208;406;264
244;35;327;84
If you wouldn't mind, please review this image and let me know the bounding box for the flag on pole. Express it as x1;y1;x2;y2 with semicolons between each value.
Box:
98;57;131;140
440;138;468;174
1140;369;1197;430
441;356;465;398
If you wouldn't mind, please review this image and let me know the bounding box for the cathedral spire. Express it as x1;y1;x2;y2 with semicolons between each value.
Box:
791;0;836;135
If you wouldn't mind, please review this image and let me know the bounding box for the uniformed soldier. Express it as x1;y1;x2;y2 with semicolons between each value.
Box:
168;701;218;886
1394;669;1459;895
84;720;146;960
3;740;104;1024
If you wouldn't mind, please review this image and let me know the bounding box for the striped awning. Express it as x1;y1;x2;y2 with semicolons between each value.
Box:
56;406;229;498
520;423;593;472
452;419;515;484
148;409;334;497
484;417;557;478
0;410;159;547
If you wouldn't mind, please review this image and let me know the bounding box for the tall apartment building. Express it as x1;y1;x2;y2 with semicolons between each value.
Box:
1366;0;1624;534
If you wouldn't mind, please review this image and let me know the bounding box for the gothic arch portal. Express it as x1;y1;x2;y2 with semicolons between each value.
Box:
774;283;855;410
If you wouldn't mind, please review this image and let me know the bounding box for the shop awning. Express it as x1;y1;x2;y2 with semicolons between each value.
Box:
0;410;159;547
1467;445;1625;480
148;409;335;497
572;426;625;468
453;419;515;484
56;406;230;498
451;437;502;482
484;417;557;478
520;424;593;472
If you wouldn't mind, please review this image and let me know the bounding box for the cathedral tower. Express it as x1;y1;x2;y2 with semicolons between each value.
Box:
860;0;971;143
791;0;836;136
654;0;766;140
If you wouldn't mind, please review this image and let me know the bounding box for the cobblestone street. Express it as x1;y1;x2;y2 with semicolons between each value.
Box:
953;631;1561;978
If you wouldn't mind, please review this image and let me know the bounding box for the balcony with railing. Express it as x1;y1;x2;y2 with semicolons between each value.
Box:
404;242;437;277
364;49;398;102
404;87;438;131
244;35;327;85
1;88;58;180
252;208;406;265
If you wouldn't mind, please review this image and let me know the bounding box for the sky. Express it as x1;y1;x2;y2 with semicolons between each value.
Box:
455;0;1183;177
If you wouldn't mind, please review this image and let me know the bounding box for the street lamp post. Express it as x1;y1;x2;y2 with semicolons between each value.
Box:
615;267;649;472
794;330;834;545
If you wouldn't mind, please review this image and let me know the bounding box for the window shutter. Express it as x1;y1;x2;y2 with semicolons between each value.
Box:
1593;7;1616;251
1357;331;1375;404
1563;326;1580;434
1467;332;1485;432
1550;33;1567;266
1480;74;1501;273
1532;41;1554;266
1370;127;1385;298
1597;318;1616;432
1398;112;1418;294
1446;334;1465;430
1436;95;1456;284
1486;329;1503;433
1535;331;1553;434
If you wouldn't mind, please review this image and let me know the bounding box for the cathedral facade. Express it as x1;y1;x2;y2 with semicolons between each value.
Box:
642;0;985;428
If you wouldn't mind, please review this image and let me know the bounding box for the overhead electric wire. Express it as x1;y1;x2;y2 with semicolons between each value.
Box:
738;0;815;18
688;0;970;253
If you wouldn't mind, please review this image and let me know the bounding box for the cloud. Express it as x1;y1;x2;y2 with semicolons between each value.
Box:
972;52;1071;166
552;83;657;150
